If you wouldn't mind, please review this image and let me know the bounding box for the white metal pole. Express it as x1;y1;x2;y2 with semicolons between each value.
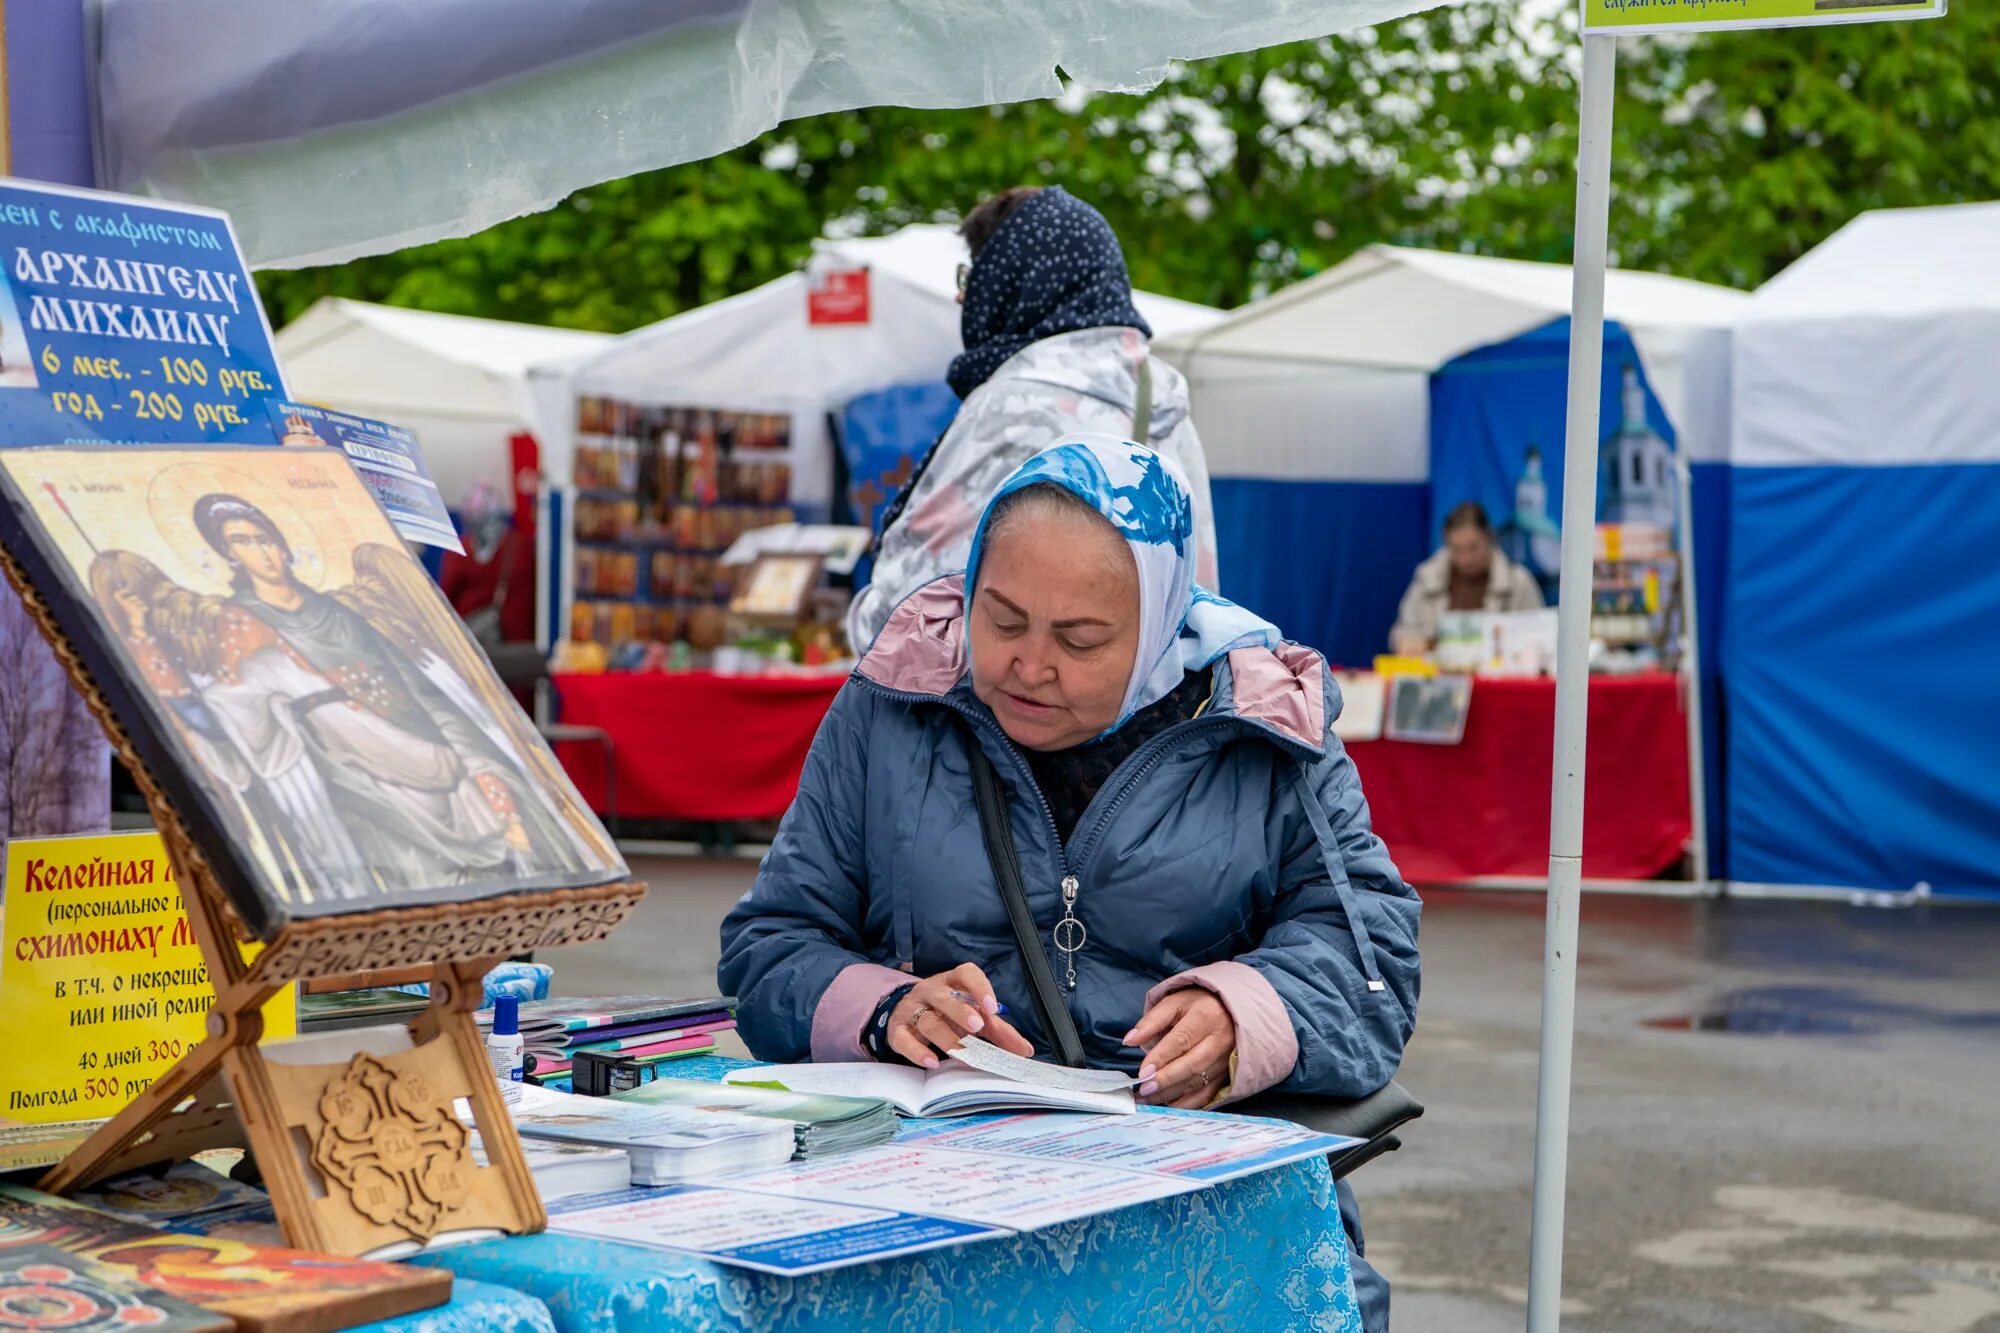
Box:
1526;32;1617;1333
1675;454;1710;887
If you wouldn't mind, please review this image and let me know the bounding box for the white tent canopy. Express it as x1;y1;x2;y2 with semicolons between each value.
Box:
535;223;1223;502
532;221;1220;655
1735;200;2000;468
1157;244;1748;483
91;0;1439;269
276;297;612;508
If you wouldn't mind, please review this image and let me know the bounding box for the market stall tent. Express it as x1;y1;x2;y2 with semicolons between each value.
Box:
1727;201;2000;901
276;297;612;509
530;222;1220;646
535;223;1219;498
1157;245;1743;653
1158;245;1745;873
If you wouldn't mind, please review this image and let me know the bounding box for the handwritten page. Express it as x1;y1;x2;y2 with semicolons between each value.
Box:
945;1037;1138;1092
725;1058;1133;1116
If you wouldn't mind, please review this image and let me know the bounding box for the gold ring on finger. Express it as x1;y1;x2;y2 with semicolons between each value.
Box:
1198;1069;1211;1085
909;1003;930;1024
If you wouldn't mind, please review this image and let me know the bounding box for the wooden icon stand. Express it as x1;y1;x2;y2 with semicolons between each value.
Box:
1;543;645;1255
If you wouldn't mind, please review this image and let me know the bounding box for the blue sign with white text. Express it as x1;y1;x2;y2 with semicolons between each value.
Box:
0;179;286;446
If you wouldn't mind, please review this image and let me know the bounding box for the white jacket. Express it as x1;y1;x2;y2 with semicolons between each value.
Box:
847;326;1218;650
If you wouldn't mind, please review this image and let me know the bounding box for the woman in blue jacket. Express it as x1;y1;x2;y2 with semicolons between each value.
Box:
720;436;1419;1329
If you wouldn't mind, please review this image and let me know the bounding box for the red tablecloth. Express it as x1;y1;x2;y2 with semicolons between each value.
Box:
551;672;846;822
551;669;1691;880
1346;672;1691;882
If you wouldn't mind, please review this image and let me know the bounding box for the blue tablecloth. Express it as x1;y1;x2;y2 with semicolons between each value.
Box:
353;1277;556;1333
412;1057;1361;1332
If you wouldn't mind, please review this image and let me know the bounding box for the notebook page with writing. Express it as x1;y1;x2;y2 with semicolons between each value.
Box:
945;1037;1138;1092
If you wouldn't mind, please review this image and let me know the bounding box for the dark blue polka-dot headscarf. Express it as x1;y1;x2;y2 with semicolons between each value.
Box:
946;186;1153;400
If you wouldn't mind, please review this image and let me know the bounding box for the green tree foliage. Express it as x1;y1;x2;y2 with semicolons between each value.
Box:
254;2;2000;329
1613;4;2000;290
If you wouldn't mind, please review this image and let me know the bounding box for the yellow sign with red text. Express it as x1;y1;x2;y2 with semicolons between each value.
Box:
0;831;295;1124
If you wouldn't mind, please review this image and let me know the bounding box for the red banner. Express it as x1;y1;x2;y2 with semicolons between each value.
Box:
808;268;871;325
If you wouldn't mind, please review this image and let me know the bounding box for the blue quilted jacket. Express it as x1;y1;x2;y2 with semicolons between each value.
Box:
719;580;1421;1097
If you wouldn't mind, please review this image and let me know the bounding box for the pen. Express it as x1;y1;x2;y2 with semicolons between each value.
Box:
948;989;1010;1017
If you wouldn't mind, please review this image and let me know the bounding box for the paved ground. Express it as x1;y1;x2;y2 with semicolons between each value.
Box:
548;854;2000;1332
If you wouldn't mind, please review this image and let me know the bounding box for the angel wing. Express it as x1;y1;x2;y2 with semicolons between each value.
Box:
336;543;618;866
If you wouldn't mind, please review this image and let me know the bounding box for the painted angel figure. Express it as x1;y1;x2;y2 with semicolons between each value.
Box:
89;493;605;904
89;548;375;903
189;493;604;887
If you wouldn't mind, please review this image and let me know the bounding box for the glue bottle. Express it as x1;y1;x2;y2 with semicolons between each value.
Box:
487;997;523;1083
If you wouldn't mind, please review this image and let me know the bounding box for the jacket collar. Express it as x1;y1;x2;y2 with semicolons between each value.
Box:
982;328;1193;442
855;575;1328;756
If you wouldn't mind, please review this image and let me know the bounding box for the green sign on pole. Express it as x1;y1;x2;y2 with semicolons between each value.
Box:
1582;0;1945;35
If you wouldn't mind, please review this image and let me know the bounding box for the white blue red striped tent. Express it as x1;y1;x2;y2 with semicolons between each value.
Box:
1726;202;2000;902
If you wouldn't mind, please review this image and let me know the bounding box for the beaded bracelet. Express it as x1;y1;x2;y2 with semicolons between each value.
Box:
862;983;918;1063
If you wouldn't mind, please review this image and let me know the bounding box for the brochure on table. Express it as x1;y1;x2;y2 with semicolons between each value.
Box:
543;1101;1360;1275
548;1185;1005;1277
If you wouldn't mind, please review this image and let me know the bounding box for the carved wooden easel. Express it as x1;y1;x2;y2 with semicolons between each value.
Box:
1;542;645;1255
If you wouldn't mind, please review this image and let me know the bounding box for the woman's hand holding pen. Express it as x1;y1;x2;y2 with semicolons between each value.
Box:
888;963;1035;1068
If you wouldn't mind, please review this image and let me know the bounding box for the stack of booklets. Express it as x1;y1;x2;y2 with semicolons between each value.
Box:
471;1134;633;1201
476;995;735;1082
502;1082;793;1185
614;1078;898;1159
0;1179;451;1332
69;1161;271;1227
0;1118;105;1172
296;986;429;1033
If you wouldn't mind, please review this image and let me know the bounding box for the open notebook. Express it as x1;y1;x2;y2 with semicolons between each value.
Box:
725;1037;1138;1117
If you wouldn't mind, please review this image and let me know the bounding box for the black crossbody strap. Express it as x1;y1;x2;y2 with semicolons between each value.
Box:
964;733;1089;1068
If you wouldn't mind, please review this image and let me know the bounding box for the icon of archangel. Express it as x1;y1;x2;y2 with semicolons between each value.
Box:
0;447;623;935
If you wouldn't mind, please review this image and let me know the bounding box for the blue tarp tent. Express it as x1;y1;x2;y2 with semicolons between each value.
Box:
1159;245;1743;875
1728;202;2000;901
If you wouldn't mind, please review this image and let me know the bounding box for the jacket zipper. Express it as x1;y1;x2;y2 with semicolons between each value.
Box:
1066;716;1239;873
851;676;1309;977
853;678;1076;894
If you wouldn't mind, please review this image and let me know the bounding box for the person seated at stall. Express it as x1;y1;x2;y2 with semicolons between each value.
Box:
1389;500;1544;655
721;436;1420;1332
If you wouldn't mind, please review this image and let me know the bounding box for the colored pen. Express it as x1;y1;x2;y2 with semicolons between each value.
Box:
948;989;1010;1017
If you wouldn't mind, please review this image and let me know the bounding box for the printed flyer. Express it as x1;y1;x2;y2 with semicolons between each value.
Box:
267;401;463;551
898;1107;1362;1184
0;831;296;1123
722;1144;1199;1231
547;1184;1004;1276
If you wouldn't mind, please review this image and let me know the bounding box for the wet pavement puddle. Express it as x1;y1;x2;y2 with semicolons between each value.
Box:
1642;984;2000;1036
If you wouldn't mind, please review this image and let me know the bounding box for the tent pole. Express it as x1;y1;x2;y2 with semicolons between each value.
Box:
1527;32;1617;1333
1675;454;1710;887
